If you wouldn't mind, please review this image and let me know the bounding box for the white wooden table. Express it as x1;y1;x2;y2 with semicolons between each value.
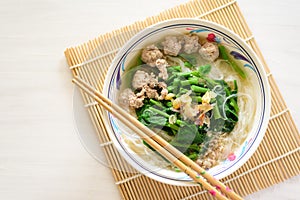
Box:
0;0;299;199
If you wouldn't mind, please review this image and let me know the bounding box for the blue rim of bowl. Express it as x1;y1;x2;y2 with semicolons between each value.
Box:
103;19;270;185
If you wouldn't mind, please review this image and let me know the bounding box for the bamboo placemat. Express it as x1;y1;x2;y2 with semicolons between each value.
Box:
64;0;300;199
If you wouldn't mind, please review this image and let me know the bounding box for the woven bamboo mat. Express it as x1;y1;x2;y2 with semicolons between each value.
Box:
64;0;300;199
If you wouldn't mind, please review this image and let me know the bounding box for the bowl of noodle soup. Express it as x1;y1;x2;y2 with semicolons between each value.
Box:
102;19;270;185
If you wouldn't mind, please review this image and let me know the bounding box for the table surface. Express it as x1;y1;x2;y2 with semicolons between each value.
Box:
0;0;299;199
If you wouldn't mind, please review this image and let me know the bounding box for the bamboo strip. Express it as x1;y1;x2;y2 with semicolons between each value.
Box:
73;53;111;144
67;47;136;186
75;46;141;179
226;4;248;39
66;48;141;196
140;176;162;199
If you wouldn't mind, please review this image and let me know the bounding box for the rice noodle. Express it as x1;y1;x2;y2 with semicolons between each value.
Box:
166;56;190;72
217;61;256;149
212;85;225;97
221;93;253;120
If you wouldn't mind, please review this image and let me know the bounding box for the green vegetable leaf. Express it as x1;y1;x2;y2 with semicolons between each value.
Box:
137;56;143;66
198;64;211;75
167;65;182;74
172;124;204;144
218;45;246;79
184;61;193;69
209;118;226;132
179;53;198;66
147;115;167;126
188;152;199;161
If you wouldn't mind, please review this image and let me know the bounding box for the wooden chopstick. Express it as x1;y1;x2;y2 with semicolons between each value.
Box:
72;76;243;200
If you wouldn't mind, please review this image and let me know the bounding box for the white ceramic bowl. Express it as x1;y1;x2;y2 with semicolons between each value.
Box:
102;18;270;186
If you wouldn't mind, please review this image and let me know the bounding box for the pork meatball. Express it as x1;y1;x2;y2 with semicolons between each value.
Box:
182;34;200;54
132;70;152;90
162;36;182;56
199;42;219;62
141;45;163;67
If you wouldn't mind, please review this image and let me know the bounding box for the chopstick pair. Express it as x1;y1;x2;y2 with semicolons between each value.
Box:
72;76;243;200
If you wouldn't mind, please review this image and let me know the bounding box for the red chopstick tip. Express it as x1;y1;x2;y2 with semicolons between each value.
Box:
209;190;216;196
